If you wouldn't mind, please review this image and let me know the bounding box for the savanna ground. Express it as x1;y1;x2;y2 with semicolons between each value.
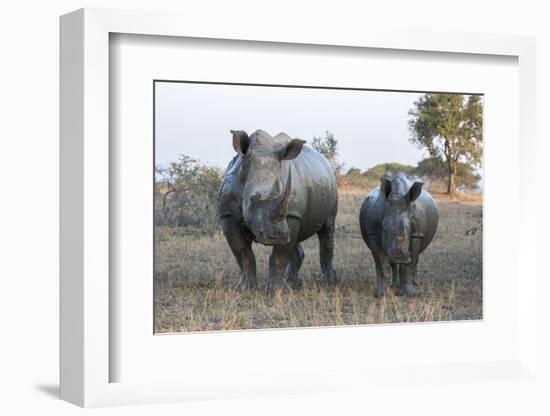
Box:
154;191;482;333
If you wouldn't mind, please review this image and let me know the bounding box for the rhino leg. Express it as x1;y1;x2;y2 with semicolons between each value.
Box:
286;243;304;289
390;262;399;288
411;258;422;286
366;235;389;297
397;265;416;296
410;237;422;286
220;216;257;290
267;243;295;293
317;217;338;284
267;218;300;293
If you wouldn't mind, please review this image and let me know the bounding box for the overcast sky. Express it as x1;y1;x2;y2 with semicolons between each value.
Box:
155;82;430;172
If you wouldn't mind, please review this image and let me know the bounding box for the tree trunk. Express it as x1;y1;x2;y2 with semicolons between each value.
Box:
447;161;456;196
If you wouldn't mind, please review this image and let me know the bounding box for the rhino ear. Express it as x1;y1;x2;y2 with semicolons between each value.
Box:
231;130;250;155
405;181;423;203
380;177;392;199
278;139;305;161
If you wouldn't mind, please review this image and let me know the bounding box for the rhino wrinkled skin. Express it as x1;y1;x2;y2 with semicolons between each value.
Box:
219;129;339;292
359;174;439;297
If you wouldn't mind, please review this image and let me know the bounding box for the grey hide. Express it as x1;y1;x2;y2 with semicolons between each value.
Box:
359;173;439;297
219;129;338;292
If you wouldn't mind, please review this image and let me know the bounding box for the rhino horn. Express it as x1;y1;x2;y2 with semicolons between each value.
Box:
269;177;282;199
273;168;292;221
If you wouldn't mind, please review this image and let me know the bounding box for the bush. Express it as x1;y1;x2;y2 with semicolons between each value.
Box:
362;163;416;179
155;155;223;234
339;167;376;191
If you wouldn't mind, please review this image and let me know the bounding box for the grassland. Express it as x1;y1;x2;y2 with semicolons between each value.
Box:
154;191;482;333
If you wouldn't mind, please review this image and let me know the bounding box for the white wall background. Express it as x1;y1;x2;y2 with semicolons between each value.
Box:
0;1;548;415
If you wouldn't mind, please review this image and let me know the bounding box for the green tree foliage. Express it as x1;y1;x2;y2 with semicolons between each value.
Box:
346;167;362;177
413;157;481;190
343;159;480;193
362;162;415;179
155;155;223;233
342;166;373;190
342;163;415;191
311;131;341;173
408;93;483;195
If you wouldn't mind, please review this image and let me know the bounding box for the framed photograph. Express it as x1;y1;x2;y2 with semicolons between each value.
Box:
60;8;538;407
152;81;483;332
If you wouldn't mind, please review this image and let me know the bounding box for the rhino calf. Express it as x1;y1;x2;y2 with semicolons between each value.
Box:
219;129;338;292
359;174;439;297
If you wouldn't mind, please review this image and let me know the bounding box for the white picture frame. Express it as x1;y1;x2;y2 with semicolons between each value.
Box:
60;7;538;408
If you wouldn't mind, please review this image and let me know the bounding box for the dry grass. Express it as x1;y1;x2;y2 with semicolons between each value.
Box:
431;191;483;205
154;192;482;333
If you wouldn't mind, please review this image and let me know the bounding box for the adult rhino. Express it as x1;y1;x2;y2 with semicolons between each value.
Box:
359;173;438;297
219;129;338;291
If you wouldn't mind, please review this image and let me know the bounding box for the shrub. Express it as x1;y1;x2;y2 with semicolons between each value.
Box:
362;163;416;179
155;155;223;234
